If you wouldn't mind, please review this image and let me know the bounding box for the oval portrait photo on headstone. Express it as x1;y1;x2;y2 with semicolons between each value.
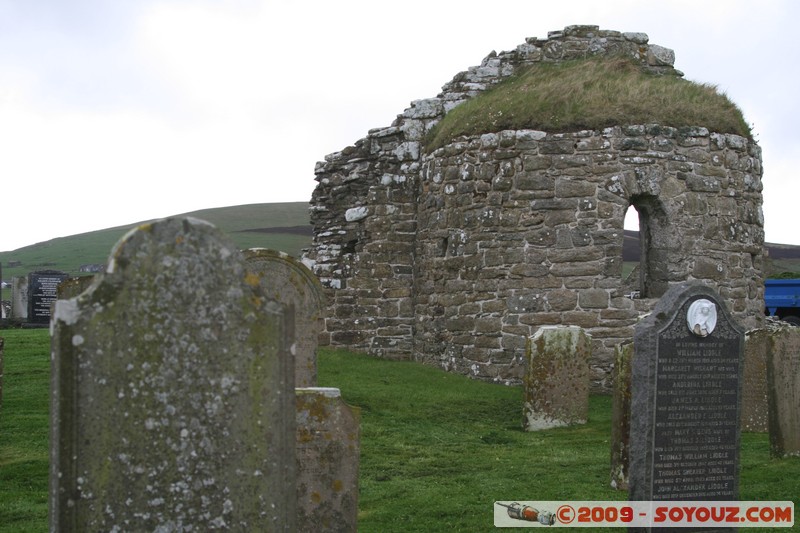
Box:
686;298;717;337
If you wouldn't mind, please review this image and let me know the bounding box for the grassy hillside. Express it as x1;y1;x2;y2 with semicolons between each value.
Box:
0;202;312;297
3;202;800;304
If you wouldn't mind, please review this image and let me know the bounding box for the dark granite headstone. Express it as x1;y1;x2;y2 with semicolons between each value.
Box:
27;270;69;324
630;283;743;532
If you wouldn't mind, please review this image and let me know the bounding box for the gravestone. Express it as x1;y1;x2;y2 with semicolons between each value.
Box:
630;283;743;525
766;328;800;457
56;276;96;301
11;276;28;319
27;270;68;324
523;325;591;431
244;249;325;387
50;218;296;531
0;337;4;417
610;341;633;490
741;329;769;432
296;387;360;532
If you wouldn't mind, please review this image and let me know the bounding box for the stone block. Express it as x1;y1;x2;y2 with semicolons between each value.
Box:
523;326;591;431
579;289;610;309
296;388;360;532
50;218;296;531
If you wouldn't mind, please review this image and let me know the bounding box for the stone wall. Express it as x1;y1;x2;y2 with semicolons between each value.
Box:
415;126;763;386
303;25;765;389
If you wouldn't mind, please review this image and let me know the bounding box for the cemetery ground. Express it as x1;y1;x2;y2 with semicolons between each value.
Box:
1;329;798;532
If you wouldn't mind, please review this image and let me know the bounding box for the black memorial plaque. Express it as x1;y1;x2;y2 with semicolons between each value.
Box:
651;299;741;500
630;283;744;532
27;270;69;324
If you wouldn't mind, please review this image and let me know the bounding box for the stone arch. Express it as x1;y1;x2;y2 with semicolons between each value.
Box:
626;194;671;299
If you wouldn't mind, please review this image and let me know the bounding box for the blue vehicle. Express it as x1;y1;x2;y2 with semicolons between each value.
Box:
764;279;800;325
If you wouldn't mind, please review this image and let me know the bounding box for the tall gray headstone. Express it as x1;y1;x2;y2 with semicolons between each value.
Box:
610;341;632;491
0;337;4;419
244;249;325;387
50;217;296;532
741;328;769;432
296;387;360;532
28;270;68;324
766;328;800;457
630;283;743;531
11;276;28;319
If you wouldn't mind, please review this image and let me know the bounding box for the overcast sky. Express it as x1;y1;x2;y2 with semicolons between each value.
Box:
1;0;798;252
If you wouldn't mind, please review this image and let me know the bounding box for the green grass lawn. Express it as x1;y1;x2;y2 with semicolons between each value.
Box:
1;330;798;532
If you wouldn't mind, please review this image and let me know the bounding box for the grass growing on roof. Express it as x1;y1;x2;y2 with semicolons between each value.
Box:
1;332;798;532
425;56;752;151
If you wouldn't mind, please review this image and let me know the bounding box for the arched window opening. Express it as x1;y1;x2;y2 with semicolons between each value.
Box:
622;206;641;296
624;195;670;299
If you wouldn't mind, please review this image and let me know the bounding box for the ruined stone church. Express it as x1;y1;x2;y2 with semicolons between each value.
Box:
302;25;765;390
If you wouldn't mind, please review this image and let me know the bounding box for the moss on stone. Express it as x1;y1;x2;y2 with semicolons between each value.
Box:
425;56;751;151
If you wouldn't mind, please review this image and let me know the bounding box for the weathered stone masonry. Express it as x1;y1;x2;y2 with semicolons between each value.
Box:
303;25;765;390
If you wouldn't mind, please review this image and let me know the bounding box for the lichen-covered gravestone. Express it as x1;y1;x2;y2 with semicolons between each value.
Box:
610;341;632;490
295;388;360;532
0;337;4;419
765;328;800;457
630;283;744;527
50;218;296;532
523;325;591;431
243;249;325;387
741;328;769;432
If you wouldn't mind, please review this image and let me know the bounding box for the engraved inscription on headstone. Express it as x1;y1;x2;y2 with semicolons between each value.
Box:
27;270;68;323
630;283;744;523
